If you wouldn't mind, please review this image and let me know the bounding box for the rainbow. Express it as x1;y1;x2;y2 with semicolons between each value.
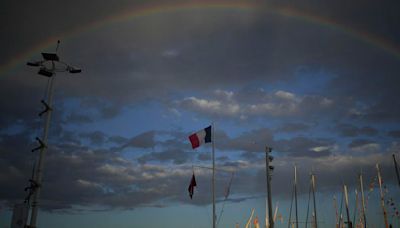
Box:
1;0;400;75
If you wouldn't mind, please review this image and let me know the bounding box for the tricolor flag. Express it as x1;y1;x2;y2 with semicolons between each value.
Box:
188;125;212;149
188;173;197;199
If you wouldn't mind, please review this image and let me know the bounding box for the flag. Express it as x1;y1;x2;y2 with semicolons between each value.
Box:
188;125;212;149
188;173;197;199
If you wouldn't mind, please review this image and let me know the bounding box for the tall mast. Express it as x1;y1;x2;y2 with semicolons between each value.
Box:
359;173;367;228
27;41;81;228
287;184;294;228
343;184;352;228
266;198;269;228
266;146;274;228
294;165;298;228
273;202;279;223
29;69;56;228
376;163;389;228
333;196;339;228
393;154;400;189
352;189;359;226
212;122;216;228
311;173;318;228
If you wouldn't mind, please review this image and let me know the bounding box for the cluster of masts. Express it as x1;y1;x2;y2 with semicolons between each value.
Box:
235;154;400;228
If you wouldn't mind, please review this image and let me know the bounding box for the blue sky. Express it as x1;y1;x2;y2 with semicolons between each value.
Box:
1;0;400;227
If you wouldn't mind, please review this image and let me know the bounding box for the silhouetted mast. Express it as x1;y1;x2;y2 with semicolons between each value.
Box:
26;40;81;228
266;146;274;228
359;172;367;228
311;173;318;228
393;154;400;189
376;163;389;228
294;165;298;228
343;184;352;228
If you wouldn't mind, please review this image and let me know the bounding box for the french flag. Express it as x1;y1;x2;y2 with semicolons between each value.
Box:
188;126;212;149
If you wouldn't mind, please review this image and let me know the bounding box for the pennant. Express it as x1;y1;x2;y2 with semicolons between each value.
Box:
188;173;197;199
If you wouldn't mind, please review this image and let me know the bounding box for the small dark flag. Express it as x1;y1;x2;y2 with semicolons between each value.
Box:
188;173;197;199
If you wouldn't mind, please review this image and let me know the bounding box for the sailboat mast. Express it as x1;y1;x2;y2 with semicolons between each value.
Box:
294;166;298;228
212;122;216;228
352;189;359;226
333;196;339;228
266;198;269;228
393;154;400;189
344;185;352;228
311;174;318;228
359;173;367;228
266;146;274;228
376;163;389;228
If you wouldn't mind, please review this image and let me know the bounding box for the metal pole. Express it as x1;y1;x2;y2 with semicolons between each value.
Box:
376;163;389;228
29;73;56;228
311;174;317;228
212;122;216;228
392;154;400;189
359;173;367;228
266;147;274;228
294;166;298;228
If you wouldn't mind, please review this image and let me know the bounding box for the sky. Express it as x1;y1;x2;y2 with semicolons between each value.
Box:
1;0;400;227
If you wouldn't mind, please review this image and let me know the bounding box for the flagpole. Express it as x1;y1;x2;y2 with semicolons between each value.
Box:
212;122;216;228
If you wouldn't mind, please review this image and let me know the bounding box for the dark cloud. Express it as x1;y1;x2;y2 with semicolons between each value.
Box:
80;131;107;145
137;149;192;165
275;122;311;133
336;123;378;137
65;113;93;124
387;130;400;138
348;139;375;148
275;137;335;157
217;128;274;153
347;139;380;155
122;131;156;149
108;135;128;145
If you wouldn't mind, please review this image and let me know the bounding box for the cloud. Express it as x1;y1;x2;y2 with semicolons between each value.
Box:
80;131;107;145
122;131;156;149
175;89;335;120
388;130;400;138
137;149;193;165
336;123;378;137
275;137;336;157
348;139;380;154
0;125;396;211
178;96;240;117
275;122;311;133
